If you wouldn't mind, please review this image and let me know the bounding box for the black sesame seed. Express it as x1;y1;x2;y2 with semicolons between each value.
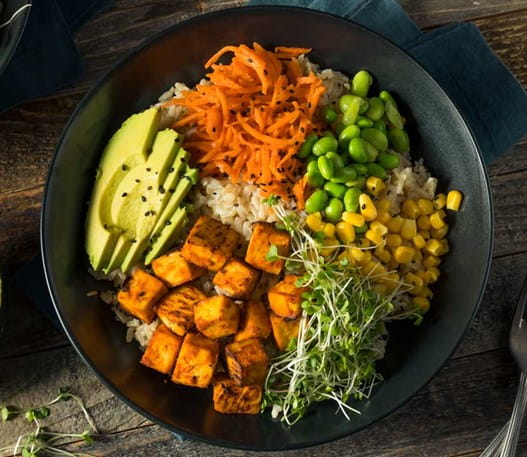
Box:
144;211;150;217
121;164;127;171
131;239;137;243
361;204;366;210
122;192;127;197
135;178;140;183
159;186;165;194
264;69;268;75
247;58;253;63
169;188;175;193
147;186;152;191
104;224;108;229
168;167;174;173
212;127;216;133
141;196;146;202
166;220;172;226
146;167;151;172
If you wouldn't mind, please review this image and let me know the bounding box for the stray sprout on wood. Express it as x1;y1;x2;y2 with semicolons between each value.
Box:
0;389;98;457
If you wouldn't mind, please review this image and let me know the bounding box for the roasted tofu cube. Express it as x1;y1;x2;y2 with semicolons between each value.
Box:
171;332;219;388
140;324;183;374
235;301;271;342
245;222;291;275
212;376;262;415
181;215;240;271
152;250;205;287
225;338;269;386
212;257;260;299
267;275;308;319
117;268;167;323
156;285;206;336
269;312;300;351
194;295;240;339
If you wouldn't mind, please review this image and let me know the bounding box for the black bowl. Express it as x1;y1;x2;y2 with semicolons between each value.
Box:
41;6;493;450
0;0;31;77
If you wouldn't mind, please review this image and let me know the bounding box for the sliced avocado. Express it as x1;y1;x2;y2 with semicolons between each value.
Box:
86;107;160;271
144;207;188;265
150;167;199;236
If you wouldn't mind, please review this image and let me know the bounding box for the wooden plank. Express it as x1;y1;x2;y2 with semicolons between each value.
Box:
0;345;523;457
488;138;527;176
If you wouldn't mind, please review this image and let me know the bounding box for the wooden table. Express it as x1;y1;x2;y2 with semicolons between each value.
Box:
1;1;527;455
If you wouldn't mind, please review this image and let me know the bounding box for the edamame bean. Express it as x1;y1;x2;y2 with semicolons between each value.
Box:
356;116;374;128
334;122;346;135
313;136;338;156
324;107;337;124
384;99;404;129
348;138;368;163
373;119;387;134
317;155;334;179
366;162;387;179
331;167;357;183
322;130;336;138
344;187;361;212
338;124;361;149
324;182;346;199
346;176;366;189
339;94;360;113
298;133;318;159
305;189;329;214
366;97;385;121
378;151;401;170
352;70;373;97
350;163;368;175
361;128;388;151
354;223;368;234
379;90;397;106
326;151;345;169
325;198;344;223
306;160;319;175
388;127;410;153
307;171;325;187
358;98;369;115
364;141;379;162
306;154;317;164
342;99;362;126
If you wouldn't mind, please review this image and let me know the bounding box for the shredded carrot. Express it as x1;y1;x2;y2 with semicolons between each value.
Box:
163;42;325;202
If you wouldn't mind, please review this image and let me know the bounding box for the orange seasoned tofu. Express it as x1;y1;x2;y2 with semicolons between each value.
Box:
269;312;300;351
156;285;206;336
117;269;167;323
234;301;271;342
181;215;240;271
225;338;269;386
194;295;240;339
245;222;291;275
140;324;183;374
152;250;205;287
212;376;262;415
171;332;219;388
267;275;308;319
212;257;260;299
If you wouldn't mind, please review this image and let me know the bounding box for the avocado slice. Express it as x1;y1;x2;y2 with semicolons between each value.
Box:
85;107;160;271
121;166;197;272
144;207;188;265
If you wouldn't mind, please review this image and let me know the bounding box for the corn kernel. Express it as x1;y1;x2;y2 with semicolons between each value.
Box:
358;238;371;248
417;198;434;216
418;286;434;299
366;176;386;196
426;267;440;283
379;272;400;290
405;272;424;293
446;190;463;211
401;199;420;219
420;230;431;240
375;246;391;263
440;239;450;256
401;218;417;240
424;239;443;256
365;229;384;245
386;233;402;247
429;211;446;230
387;216;404;233
373;284;388;296
350;247;367;262
376;198;392;212
393;246;415;264
370;221;388;236
413;248;423;263
306;212;324;232
320;237;339;257
417;215;431;230
342;211;366;227
431;225;449;240
415;270;429;285
359;193;377;221
323;223;336;238
412;233;426;249
338;250;354;265
434;193;446;209
413;297;430;313
423;255;441;269
363;261;386;276
376;209;391;224
336;221;355;243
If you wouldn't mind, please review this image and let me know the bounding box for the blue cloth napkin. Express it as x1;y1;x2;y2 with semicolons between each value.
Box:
0;0;113;112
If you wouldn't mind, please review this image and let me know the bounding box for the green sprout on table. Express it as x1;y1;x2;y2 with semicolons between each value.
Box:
0;389;98;457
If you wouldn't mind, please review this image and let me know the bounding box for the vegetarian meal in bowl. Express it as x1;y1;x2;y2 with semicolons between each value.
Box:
86;43;464;424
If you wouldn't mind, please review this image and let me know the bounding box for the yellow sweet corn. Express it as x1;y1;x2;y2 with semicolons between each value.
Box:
431;225;449;240
387;216;404;233
342;211;366;227
433;193;446;209
423;255;441;269
418;286;434;299
358;237;371;248
375;246;391;263
419;229;431;240
417;215;431;230
393;246;415;264
323;223;336;238
336;221;355;243
372;283;388;296
365;229;384;245
366;176;385;196
350;247;367;262
412;233;426;249
376;197;392;212
359;193;377;221
413;296;430;313
416;198;434;216
446;190;463;211
320;237;339;257
306;212;324;232
401;218;417;240
424;239;443;256
386;233;402;247
375;209;391;224
415;270;429;285
405;272;424;293
413;248;423;263
370;220;388;236
429;211;445;230
401;199;420;219
425;267;440;283
440;239;450;255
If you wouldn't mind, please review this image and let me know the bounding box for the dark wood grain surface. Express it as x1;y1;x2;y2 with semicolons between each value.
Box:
1;1;527;455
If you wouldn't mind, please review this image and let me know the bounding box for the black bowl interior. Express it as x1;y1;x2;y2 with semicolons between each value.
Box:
0;0;31;77
41;7;493;451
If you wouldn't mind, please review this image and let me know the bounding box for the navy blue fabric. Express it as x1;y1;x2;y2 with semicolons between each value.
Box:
0;0;113;112
250;0;527;164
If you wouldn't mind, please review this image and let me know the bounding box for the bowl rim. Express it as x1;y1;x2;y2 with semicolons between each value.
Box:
40;5;494;450
0;0;32;79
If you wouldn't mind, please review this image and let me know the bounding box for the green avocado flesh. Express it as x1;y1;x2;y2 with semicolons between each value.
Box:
86;107;198;273
144;207;188;265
